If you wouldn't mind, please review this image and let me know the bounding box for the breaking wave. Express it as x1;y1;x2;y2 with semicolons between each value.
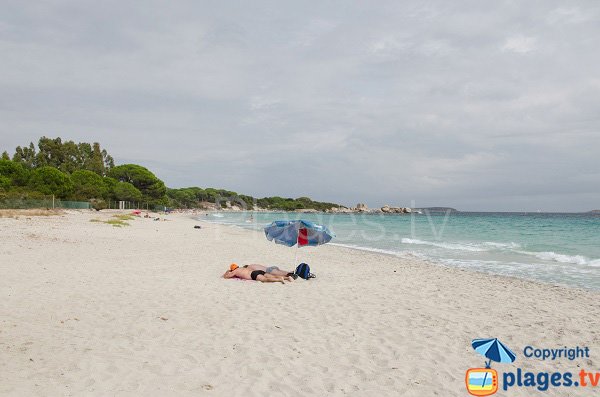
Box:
400;238;487;252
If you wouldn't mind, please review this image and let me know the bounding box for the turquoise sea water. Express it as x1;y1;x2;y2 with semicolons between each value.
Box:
200;211;600;290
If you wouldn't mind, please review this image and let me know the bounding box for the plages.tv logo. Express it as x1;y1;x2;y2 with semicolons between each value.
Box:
466;338;516;396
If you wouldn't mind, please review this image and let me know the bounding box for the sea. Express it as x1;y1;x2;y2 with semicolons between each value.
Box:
199;211;600;291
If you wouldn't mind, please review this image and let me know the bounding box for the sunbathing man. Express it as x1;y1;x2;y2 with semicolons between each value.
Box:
223;264;294;283
242;264;298;279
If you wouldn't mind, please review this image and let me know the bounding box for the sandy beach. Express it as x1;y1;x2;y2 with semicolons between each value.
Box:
1;211;599;396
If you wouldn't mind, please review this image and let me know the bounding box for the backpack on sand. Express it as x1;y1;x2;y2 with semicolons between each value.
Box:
295;263;316;280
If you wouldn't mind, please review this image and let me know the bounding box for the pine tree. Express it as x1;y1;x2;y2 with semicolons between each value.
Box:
77;142;93;170
12;143;37;168
102;149;114;171
90;142;105;175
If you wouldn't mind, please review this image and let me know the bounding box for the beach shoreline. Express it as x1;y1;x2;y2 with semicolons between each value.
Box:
1;211;599;396
200;214;599;294
199;210;600;292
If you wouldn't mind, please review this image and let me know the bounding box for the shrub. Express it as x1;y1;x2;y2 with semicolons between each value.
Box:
71;170;108;200
28;166;73;198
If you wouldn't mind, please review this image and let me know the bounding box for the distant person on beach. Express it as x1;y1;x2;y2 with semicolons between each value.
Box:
223;264;294;283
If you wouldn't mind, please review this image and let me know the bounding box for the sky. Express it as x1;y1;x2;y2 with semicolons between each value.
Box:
1;1;599;211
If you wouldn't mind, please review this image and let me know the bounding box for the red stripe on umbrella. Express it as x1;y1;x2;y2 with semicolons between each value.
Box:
298;228;309;246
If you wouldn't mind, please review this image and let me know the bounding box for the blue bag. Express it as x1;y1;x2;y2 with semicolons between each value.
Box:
295;263;316;280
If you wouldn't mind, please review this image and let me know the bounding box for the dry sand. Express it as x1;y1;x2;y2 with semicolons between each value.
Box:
1;211;599;396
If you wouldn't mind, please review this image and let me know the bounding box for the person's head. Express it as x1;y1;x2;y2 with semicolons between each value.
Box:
229;263;239;271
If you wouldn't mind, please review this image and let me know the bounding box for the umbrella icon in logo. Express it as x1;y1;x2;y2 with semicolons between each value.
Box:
470;338;516;391
472;338;517;367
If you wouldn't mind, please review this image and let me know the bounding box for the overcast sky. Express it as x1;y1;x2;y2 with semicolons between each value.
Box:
1;1;599;211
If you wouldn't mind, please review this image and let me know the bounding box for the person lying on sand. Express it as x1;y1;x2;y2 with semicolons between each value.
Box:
241;264;298;279
223;264;294;283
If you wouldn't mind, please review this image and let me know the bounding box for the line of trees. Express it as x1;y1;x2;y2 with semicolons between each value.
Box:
1;137;341;211
1;137;166;208
166;187;339;211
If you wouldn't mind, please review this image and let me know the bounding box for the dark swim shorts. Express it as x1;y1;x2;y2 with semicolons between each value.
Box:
250;270;265;280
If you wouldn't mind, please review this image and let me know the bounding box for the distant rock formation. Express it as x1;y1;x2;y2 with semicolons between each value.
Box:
381;205;411;214
198;201;219;210
327;206;353;214
354;203;369;212
327;204;415;214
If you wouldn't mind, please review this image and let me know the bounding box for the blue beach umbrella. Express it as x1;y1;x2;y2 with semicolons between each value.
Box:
264;220;335;265
264;220;334;247
472;338;516;388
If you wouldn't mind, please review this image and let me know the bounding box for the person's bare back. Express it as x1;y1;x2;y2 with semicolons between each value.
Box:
244;264;297;278
224;267;254;280
223;265;293;283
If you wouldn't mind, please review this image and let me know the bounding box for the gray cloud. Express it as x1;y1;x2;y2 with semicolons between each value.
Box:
1;1;599;211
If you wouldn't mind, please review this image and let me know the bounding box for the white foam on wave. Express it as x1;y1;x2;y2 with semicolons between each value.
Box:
329;243;428;261
400;238;486;252
401;238;599;268
503;248;600;267
529;251;598;266
482;241;521;249
439;258;536;272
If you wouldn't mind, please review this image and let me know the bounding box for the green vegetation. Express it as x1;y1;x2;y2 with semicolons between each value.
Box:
12;137;114;173
165;188;339;211
108;164;166;201
89;216;132;227
255;196;339;211
28;166;74;197
105;219;129;227
0;176;10;191
2;136;342;211
1;137;154;206
112;181;143;202
71;170;108;200
0;160;29;187
112;214;135;221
